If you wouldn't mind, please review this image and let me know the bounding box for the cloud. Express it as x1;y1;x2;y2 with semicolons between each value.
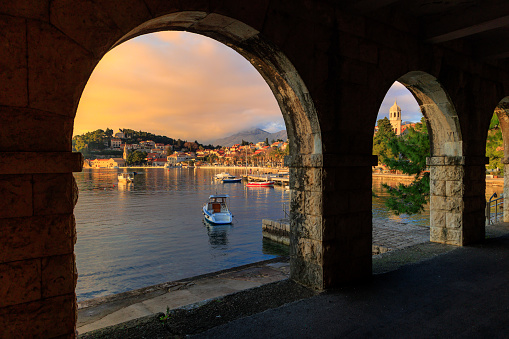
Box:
377;82;422;123
75;32;283;143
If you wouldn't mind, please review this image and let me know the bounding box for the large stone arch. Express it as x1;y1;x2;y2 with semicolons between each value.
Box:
80;12;325;288
494;97;509;221
395;71;483;245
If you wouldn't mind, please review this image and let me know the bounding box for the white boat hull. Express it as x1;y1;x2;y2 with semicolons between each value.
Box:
203;205;232;224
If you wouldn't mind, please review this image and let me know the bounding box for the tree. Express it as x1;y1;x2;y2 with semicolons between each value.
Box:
105;128;113;138
373;117;397;163
126;151;147;165
265;138;269;146
382;117;430;215
486;113;504;175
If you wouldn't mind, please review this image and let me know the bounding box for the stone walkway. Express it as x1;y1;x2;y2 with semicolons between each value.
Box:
372;219;429;254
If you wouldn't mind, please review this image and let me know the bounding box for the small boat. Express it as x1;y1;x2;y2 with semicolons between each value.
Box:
246;180;274;187
118;172;137;183
222;176;242;183
203;194;233;224
214;172;231;180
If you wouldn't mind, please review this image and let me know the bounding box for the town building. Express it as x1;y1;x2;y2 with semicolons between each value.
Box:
90;158;125;168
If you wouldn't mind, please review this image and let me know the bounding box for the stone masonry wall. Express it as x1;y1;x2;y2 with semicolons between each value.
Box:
428;156;486;245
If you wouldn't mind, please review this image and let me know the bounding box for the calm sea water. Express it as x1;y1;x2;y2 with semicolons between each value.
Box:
74;168;289;301
74;169;501;301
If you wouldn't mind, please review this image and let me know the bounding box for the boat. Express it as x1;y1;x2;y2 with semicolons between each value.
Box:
246;180;274;187
214;172;231;180
203;194;233;224
118;172;137;183
222;176;242;183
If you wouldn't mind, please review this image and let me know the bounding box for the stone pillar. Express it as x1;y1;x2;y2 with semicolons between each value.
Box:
288;154;376;290
428;156;486;245
0;152;82;338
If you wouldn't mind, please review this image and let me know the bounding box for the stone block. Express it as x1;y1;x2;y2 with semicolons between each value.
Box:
445;196;464;213
0;152;84;175
427;156;445;166
0;259;41;308
0;108;74;152
290;189;305;215
0;295;76;338
304;168;322;190
290;258;323;290
27;20;97;117
42;254;75;298
445;212;462;228
430;179;446;196
359;40;378;64
0;15;28;107
430;210;446;228
430;226;446;243
291;235;323;265
0;215;74;263
430;195;447;210
0;174;32;218
292;213;322;241
33;173;74;215
304;190;323;216
322;190;350;215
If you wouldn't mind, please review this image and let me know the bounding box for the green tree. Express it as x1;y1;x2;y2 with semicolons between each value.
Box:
382;118;430;215
486;113;504;175
126;151;147;165
373;117;397;163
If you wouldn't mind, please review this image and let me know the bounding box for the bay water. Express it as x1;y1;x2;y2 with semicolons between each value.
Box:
75;169;501;302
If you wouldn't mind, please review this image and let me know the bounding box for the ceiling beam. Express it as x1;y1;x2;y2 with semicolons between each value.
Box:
426;14;509;43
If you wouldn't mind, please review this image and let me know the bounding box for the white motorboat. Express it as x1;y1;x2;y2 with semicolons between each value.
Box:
203;194;233;224
118;172;137;183
214;172;231;180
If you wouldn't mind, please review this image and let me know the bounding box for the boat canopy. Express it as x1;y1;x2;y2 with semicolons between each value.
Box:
209;194;229;199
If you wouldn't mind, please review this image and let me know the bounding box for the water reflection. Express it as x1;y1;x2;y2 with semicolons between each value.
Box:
203;222;232;249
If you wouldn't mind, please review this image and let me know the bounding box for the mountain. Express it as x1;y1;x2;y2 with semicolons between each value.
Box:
211;128;287;147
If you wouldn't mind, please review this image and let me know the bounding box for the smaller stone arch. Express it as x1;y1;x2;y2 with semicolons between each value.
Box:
395;71;481;245
493;97;509;221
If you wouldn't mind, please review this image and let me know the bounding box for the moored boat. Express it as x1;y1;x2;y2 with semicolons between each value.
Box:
118;172;137;183
214;172;231;180
222;176;242;183
203;194;233;224
246;180;274;187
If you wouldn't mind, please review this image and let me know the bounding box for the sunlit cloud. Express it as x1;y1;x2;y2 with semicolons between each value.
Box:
75;31;284;144
377;82;422;123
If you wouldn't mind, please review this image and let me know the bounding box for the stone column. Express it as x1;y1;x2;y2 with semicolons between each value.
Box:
0;152;82;338
428;156;486;245
288;154;376;290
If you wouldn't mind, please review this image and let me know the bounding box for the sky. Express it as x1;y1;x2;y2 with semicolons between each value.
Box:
75;31;421;143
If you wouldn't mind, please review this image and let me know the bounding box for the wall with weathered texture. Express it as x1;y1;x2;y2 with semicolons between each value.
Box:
1;1;508;336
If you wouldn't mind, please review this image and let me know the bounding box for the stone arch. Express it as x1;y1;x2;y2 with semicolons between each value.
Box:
76;12;324;287
392;72;474;245
494;97;509;221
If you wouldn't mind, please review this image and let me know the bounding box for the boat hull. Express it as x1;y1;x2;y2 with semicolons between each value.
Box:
246;181;274;187
222;178;242;183
203;205;232;224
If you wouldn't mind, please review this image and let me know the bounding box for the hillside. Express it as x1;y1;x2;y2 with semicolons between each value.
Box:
211;128;287;147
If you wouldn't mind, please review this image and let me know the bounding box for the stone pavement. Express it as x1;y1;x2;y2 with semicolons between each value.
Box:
78;220;430;335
